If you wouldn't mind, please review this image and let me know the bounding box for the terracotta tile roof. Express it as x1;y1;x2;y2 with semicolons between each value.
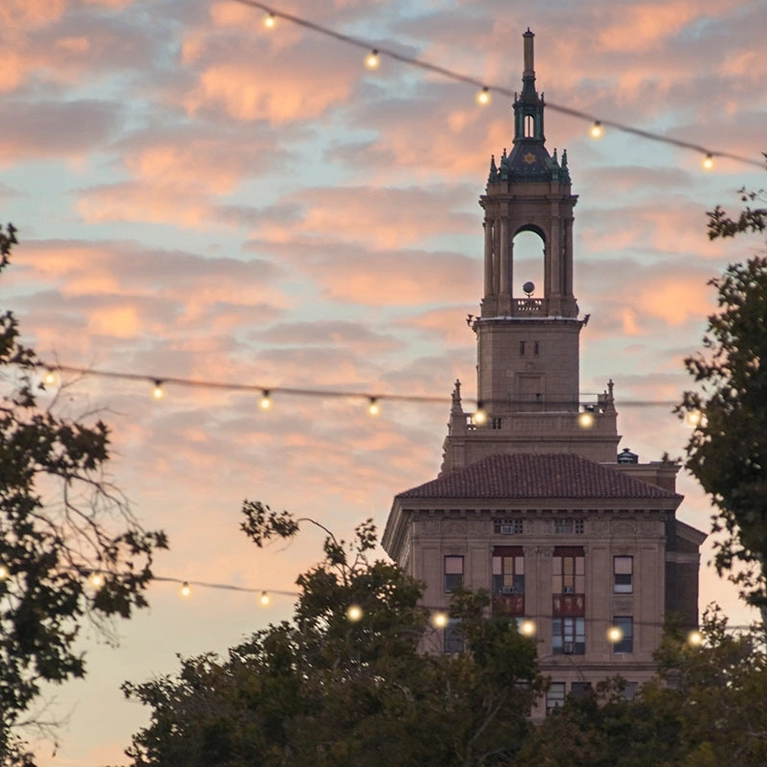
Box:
395;453;681;501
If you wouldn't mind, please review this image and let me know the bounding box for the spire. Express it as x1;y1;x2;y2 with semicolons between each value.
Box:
521;28;538;102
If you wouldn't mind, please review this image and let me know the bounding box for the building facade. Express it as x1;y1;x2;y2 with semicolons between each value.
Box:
382;30;705;711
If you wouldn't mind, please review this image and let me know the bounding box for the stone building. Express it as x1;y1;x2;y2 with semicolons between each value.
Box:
382;29;705;711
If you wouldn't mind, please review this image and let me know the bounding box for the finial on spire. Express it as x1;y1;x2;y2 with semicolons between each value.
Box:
523;28;535;77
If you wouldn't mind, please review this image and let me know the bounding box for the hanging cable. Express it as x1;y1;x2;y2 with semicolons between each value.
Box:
232;0;763;169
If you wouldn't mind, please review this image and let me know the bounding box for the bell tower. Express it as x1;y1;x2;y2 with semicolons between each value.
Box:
441;30;619;472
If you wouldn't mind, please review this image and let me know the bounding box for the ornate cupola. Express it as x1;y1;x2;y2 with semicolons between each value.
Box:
440;30;620;473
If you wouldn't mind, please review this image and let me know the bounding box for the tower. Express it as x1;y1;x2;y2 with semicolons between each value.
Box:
441;29;619;473
383;30;705;711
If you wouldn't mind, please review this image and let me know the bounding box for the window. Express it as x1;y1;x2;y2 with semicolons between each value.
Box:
493;547;525;616
524;114;535;138
444;619;464;654
520;341;526;356
554;518;584;534
552;616;585;655
552;550;585;595
613;616;633;653
613;556;633;593
546;682;565;713
495;519;523;535
444;555;464;593
493;549;525;595
622;682;638;701
534;341;540;355
570;682;592;699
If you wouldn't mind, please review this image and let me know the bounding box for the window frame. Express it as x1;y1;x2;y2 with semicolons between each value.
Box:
444;555;464;593
613;616;634;653
613;555;633;593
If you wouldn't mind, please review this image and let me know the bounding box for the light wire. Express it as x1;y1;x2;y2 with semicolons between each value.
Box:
232;0;764;169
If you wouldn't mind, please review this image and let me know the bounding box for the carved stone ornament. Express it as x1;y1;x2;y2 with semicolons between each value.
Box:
421;519;441;535
443;520;469;536
612;520;638;536
590;519;610;538
613;597;633;613
470;520;489;535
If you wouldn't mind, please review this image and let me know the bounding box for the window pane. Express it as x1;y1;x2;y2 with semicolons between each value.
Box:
614;556;633;574
445;556;464;574
492;556;502;575
613;616;633;653
575;557;584;575
546;682;565;712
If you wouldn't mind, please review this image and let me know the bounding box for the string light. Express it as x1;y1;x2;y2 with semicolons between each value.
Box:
89;572;105;589
365;49;380;69
367;397;381;416
520;619;536;637
472;404;487;426
180;581;192;598
347;604;364;622
263;11;276;28
476;86;491;106
259;591;271;606
231;1;764;169
43;369;57;387
589;121;604;139
577;411;595;429
31;361;713;416
0;564;8;580
431;611;449;629
687;630;703;646
702;153;714;170
606;625;623;644
683;409;705;428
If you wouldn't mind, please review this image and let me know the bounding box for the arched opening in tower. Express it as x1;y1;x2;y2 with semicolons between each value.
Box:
511;230;544;299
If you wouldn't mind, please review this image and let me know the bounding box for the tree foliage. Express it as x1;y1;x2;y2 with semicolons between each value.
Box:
678;175;767;611
517;608;767;767
123;504;540;767
0;226;168;765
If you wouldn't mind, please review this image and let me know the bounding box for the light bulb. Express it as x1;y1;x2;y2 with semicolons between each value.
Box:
472;406;487;426
180;581;192;598
152;380;164;400
520;619;536;637
260;390;271;410
607;626;623;644
684;409;702;427
367;397;380;417
0;564;8;580
589;121;603;139
476;87;491;106
263;12;276;29
259;591;270;606
687;630;703;646
90;572;105;589
347;604;363;622
702;153;714;170
43;370;57;387
365;50;379;69
432;611;449;629
578;411;595;429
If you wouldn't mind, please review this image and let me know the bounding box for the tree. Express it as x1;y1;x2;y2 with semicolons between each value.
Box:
678;172;767;616
0;225;168;765
516;608;767;767
122;503;541;767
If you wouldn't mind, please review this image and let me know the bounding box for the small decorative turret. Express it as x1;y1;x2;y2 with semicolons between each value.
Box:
450;379;463;415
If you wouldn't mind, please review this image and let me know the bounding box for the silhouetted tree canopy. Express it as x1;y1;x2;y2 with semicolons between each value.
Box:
679;167;767;614
0;225;168;766
122;506;541;767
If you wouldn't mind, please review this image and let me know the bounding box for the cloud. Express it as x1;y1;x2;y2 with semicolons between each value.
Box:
0;99;120;162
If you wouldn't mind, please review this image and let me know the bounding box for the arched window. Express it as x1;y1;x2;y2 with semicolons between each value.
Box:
524;114;535;138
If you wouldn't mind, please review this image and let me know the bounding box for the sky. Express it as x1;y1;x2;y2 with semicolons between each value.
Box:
2;0;766;764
